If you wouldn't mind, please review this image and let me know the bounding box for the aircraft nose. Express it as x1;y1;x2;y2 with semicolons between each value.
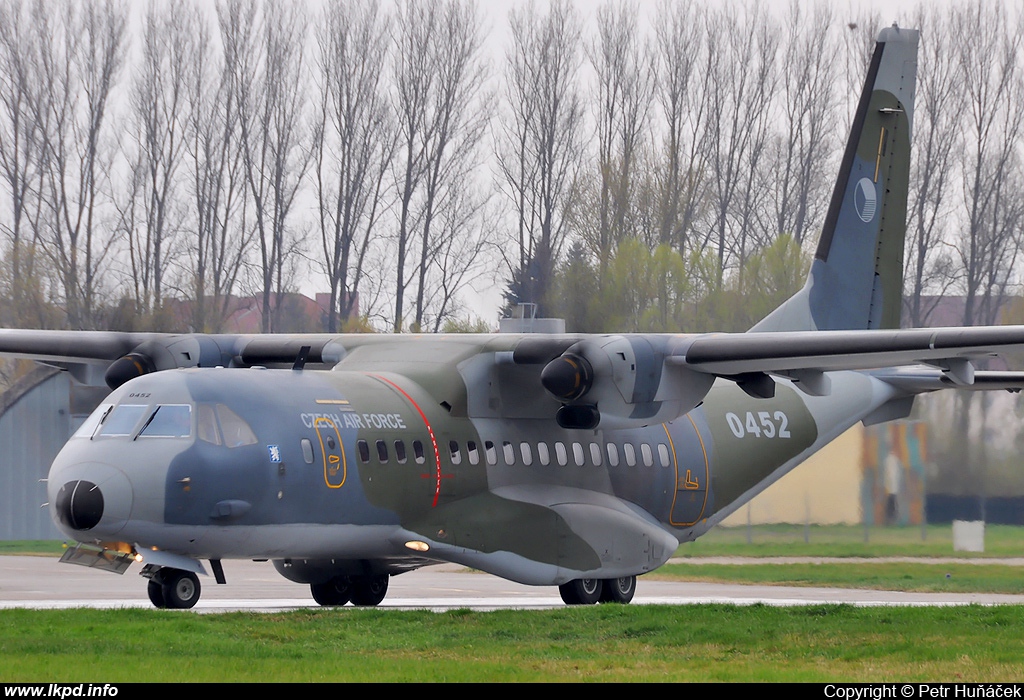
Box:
55;480;104;530
48;463;133;537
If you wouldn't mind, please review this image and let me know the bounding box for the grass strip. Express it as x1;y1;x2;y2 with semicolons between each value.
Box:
2;605;1024;682
653;562;1024;594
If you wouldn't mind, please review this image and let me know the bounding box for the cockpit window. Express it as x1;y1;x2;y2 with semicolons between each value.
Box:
97;404;149;437
138;405;192;438
73;403;113;439
197;403;258;448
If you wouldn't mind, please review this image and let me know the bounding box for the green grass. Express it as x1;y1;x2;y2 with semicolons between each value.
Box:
653;562;1024;593
675;524;1024;558
0;541;67;556
2;605;1024;682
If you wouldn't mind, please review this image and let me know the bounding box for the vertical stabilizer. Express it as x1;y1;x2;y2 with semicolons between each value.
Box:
752;25;918;332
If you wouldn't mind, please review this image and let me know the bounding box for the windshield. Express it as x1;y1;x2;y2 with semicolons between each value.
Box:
97;404;149;437
138;405;192;438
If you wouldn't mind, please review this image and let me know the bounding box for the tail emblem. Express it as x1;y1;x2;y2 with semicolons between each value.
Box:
855;178;877;223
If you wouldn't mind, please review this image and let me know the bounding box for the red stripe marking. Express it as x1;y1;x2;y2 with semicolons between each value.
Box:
370;374;443;508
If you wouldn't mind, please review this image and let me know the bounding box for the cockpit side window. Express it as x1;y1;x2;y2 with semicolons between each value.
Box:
197;404;221;445
73;403;113;439
97;404;149;437
138;405;192;438
197;403;257;448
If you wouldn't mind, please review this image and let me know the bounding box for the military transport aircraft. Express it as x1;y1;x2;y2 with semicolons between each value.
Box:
2;25;1023;609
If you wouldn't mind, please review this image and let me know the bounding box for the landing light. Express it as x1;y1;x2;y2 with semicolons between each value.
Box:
404;541;430;552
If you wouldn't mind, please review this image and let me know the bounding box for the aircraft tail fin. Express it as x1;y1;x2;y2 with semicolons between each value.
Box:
752;25;918;333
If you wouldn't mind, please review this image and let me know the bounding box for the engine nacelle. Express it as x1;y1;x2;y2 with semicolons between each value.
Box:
103;335;349;389
540;335;714;430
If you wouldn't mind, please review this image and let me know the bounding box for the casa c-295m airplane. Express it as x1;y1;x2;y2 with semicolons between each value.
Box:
2;26;1022;609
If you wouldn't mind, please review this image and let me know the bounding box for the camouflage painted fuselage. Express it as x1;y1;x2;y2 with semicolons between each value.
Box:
47;335;899;586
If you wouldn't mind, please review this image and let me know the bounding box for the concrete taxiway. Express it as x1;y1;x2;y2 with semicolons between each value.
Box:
3;555;1024;612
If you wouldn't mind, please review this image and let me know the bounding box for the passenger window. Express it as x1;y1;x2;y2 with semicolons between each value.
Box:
572;442;585;466
485;441;497;465
395;440;407;464
502;441;515;465
139;405;192;438
467;441;480;465
590;443;602;466
358;440;370;463
449;441;462;465
658;443;671;467
98;404;148;437
624;443;636;467
301;438;314;464
413;440;425;464
607;443;619;467
376;439;389;463
537;442;550;466
520;442;533;466
555;442;567;466
641;443;653;467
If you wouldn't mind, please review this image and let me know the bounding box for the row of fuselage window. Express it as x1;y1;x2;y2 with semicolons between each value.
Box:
347;438;675;469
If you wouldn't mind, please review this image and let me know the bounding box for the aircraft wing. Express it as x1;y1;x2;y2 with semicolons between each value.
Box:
676;326;1024;378
4;325;1024;404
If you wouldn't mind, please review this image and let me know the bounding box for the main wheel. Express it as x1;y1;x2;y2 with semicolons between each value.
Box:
558;578;603;605
599;576;636;604
349;574;389;607
311;576;352;606
161;569;201;609
147;580;167;608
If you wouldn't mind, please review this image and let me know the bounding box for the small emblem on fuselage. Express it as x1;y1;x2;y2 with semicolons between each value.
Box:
268;445;282;463
854;177;877;223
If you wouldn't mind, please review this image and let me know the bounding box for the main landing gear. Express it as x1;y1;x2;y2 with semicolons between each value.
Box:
310;574;390;607
146;568;202;609
558;576;636;605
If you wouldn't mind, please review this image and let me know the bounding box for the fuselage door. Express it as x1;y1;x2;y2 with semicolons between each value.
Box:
315;417;346;489
669;418;710;527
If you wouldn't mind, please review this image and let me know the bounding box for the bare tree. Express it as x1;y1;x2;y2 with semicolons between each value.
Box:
703;4;778;288
770;0;837;247
389;0;437;332
411;0;491;331
33;0;128;329
225;0;310;333
311;0;394;332
497;0;585;315
952;2;1024;327
587;0;655;271
184;1;249;333
840;11;883;127
0;0;46;326
421;184;494;331
652;0;709;257
117;1;195;325
903;4;963;327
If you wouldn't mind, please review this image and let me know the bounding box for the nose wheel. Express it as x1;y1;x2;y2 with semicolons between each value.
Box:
146;568;202;609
